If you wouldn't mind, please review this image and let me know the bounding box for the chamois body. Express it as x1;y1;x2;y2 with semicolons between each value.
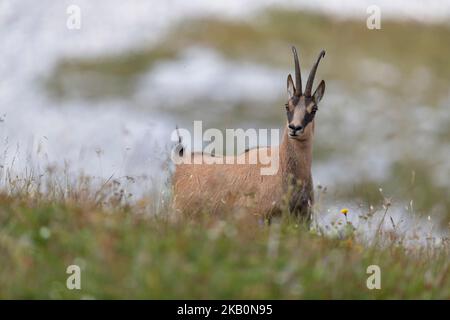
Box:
172;47;326;222
173;127;314;220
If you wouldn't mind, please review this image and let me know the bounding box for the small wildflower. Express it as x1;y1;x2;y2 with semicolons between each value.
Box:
39;226;51;239
340;208;349;216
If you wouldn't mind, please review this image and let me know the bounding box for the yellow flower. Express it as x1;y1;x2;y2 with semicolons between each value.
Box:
340;208;349;216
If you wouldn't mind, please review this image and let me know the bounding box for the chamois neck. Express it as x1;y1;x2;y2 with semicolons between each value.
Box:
279;126;313;184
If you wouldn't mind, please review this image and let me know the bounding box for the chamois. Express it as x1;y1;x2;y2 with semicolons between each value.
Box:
172;47;326;222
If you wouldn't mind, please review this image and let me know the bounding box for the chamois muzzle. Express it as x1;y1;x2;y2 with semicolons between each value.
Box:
288;124;304;136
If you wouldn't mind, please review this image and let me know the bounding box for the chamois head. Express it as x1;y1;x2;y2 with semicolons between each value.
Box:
285;47;326;139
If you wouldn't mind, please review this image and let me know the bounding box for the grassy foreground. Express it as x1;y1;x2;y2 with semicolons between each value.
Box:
0;185;448;299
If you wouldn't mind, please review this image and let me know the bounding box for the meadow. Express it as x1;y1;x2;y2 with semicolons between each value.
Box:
1;6;450;299
0;170;448;299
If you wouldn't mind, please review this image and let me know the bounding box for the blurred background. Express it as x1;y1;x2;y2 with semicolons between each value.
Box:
1;0;449;227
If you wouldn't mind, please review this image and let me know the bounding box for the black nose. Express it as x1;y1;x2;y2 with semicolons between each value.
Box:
289;124;303;132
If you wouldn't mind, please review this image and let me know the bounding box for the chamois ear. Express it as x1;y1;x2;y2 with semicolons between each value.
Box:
313;80;325;104
287;74;296;99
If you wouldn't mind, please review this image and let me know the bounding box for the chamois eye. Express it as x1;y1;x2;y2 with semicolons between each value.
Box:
285;103;289;111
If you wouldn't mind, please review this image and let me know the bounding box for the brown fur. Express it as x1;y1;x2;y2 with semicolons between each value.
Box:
172;124;314;221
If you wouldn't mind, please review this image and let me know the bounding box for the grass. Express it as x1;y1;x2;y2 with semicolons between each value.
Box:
6;9;449;299
0;172;448;299
47;10;450;104
46;47;177;100
174;10;450;97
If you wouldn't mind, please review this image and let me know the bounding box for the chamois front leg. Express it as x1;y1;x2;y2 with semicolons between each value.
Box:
287;178;314;225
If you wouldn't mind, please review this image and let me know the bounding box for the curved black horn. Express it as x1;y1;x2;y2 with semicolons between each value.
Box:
305;50;325;97
292;46;302;96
